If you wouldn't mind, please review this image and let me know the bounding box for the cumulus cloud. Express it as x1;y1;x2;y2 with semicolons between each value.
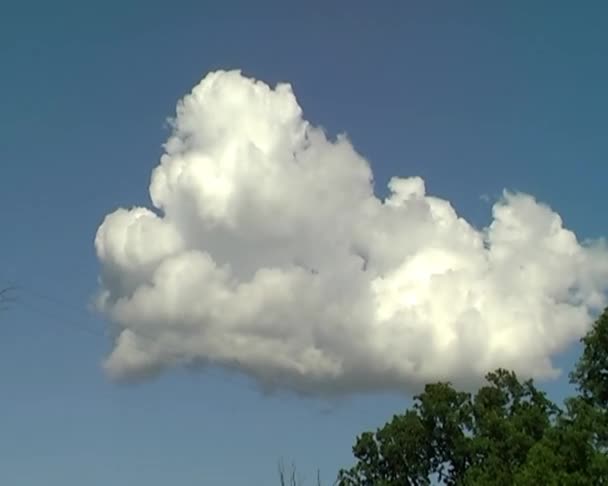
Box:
95;70;608;395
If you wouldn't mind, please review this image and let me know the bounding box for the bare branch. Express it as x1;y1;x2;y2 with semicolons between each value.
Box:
0;286;17;311
278;460;327;486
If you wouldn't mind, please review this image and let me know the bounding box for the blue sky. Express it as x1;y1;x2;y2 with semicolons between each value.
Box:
1;1;607;484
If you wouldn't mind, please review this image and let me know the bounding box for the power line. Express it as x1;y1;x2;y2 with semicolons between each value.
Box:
2;283;107;339
7;283;199;365
9;284;166;349
18;299;107;339
17;284;98;318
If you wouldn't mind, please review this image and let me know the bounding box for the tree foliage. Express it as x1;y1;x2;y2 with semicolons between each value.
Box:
337;307;608;485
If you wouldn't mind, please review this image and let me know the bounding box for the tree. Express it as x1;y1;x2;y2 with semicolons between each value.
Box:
337;306;608;485
515;396;608;485
571;308;608;408
337;371;556;485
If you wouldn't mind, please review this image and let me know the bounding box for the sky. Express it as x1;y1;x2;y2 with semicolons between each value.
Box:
2;1;608;485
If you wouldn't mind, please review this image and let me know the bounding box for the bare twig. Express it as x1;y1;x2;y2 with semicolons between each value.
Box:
278;460;326;486
0;286;17;312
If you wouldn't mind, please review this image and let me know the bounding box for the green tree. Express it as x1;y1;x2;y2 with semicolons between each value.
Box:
338;371;556;485
571;308;608;408
514;307;608;485
514;396;608;485
337;307;608;486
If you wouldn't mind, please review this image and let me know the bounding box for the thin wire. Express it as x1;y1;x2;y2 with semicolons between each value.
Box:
9;283;106;332
17;284;98;318
9;285;172;353
8;283;199;363
17;300;107;339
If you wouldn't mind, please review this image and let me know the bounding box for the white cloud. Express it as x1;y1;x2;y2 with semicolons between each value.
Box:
95;70;608;395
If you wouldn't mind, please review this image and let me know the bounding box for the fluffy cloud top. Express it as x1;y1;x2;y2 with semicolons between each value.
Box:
95;70;608;395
